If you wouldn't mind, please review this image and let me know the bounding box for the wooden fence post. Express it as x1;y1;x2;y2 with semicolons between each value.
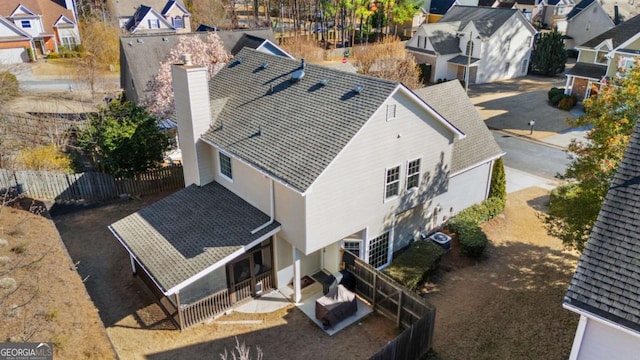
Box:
396;290;403;328
372;272;377;310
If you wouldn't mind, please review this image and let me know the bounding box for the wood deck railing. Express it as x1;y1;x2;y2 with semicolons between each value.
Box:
178;269;274;329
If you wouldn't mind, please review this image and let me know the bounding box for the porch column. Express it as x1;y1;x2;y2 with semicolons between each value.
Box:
292;245;302;303
564;76;572;95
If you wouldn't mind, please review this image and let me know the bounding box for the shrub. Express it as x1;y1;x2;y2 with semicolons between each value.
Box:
489;158;506;205
548;87;564;100
15;144;72;173
550;93;565;106
0;71;19;100
383;241;445;291
558;96;573;110
47;52;60;59
451;218;488;258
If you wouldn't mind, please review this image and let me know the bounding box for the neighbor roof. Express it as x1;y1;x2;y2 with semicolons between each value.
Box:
565;62;607;80
564;122;640;333
110;182;280;295
580;13;640;48
120;29;277;103
414;81;503;173
566;0;594;20
201;48;464;193
429;0;457;14
108;0;184;19
0;0;76;35
439;6;523;38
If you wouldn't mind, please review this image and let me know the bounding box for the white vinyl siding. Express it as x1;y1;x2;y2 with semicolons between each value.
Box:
385;165;401;199
305;90;454;254
574;316;640;360
368;232;391;269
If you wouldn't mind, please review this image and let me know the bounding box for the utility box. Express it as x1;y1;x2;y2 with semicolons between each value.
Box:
429;232;452;251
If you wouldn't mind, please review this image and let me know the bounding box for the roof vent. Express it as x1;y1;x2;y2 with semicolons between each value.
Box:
301;58;306;69
260;62;269;69
268;84;274;94
128;41;133;46
136;38;143;43
290;69;305;82
319;78;329;86
237;56;244;64
162;37;169;42
353;85;364;94
181;53;192;66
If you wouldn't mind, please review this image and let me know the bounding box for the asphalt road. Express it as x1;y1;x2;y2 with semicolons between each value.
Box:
493;131;571;180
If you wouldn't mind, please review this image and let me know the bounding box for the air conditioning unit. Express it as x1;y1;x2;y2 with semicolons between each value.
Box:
255;281;264;295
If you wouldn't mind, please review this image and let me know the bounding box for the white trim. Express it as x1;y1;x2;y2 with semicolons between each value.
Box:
165;226;281;295
568;315;588;360
217;150;234;183
250;179;274;234
201;138;304;195
563;302;640;339
367;229;393;270
615;32;640;53
449;152;505;177
255;39;295;59
10;5;37;17
405;157;422;191
384;164;402;202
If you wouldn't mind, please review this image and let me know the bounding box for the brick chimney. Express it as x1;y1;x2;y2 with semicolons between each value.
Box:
171;54;215;187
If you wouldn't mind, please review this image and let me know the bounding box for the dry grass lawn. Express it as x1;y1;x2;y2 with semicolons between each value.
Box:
0;201;114;359
423;187;580;359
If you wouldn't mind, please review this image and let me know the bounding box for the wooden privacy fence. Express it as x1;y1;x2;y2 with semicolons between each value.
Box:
0;166;184;202
342;250;436;360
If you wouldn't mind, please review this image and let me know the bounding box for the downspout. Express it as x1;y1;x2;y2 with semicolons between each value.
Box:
251;178;274;234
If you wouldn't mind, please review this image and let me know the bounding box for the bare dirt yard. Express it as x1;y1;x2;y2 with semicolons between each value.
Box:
423;187;580;359
51;193;398;360
0;199;114;359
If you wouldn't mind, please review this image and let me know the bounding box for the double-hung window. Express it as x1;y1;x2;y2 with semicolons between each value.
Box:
173;16;184;28
385;166;401;199
406;159;421;190
343;240;362;258
148;19;160;29
219;152;233;180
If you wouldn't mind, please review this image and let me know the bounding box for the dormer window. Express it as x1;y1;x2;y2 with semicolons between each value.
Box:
173;16;184;28
20;20;31;28
148;19;160;29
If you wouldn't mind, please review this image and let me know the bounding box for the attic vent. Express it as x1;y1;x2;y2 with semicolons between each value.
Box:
353;85;364;94
237;56;244;64
162;37;169;42
260;62;269;69
290;69;305;82
136;38;143;43
128;41;133;46
319;78;328;86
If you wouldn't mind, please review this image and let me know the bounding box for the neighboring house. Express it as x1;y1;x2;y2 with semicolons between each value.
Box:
533;0;576;31
0;16;32;63
564;0;615;50
427;0;479;22
109;48;503;329
107;0;191;33
0;0;80;61
564;122;640;359
401;6;429;38
406;6;537;84
119;28;292;104
564;14;640;99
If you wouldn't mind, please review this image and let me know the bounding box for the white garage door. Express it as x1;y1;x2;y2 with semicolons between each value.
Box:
0;48;28;64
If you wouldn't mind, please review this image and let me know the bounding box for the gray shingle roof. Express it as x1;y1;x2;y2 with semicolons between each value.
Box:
109;0;180;19
201;48;401;192
566;0;594;20
124;5;153;32
120;29;276;103
566;62;608;79
110;182;280;294
439;6;520;38
447;55;481;65
414;81;504;173
580;13;640;48
430;31;461;54
201;48;464;193
564;122;640;332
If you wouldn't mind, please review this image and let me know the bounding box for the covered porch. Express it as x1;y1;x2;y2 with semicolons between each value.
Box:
109;181;281;330
564;62;608;99
448;54;480;85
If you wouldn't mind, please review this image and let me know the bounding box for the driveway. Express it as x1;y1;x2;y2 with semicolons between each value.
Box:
468;74;577;141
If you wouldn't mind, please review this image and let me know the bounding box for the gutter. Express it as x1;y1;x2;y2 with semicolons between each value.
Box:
251;178;275;235
563;302;640;339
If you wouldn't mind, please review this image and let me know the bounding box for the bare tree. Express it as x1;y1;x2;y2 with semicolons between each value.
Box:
352;36;423;89
76;16;120;98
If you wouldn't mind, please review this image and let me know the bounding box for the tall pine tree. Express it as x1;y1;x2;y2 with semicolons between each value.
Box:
530;27;567;76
